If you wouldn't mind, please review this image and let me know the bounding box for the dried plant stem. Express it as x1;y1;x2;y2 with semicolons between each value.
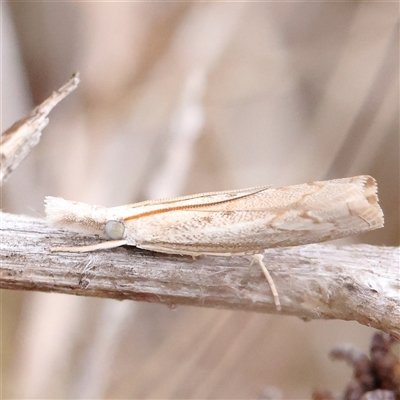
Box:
1;211;399;339
0;73;79;183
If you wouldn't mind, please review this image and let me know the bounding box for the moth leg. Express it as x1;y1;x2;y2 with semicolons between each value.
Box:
252;254;281;311
50;239;128;253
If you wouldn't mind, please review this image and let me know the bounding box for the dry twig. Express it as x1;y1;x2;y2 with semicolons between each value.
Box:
1;211;399;338
0;73;79;183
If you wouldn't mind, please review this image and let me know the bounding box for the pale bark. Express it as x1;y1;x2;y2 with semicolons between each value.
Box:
1;211;399;339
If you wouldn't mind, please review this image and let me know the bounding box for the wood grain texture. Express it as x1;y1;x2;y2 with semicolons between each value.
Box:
1;212;398;338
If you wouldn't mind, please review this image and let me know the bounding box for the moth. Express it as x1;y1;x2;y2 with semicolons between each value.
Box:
45;175;384;310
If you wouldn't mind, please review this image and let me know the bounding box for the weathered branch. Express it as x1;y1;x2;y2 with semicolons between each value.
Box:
0;73;80;183
1;211;398;338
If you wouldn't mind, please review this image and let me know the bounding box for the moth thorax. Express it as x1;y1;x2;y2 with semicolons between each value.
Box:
105;220;125;240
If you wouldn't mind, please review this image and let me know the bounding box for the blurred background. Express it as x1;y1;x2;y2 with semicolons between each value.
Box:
1;2;399;399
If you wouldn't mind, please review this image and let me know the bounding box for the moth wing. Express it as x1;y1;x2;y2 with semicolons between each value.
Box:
116;186;273;218
131;176;383;254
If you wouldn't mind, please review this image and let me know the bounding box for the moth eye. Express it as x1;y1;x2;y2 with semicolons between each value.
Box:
105;220;125;240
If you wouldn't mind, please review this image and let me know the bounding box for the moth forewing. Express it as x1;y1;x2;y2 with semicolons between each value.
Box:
45;175;384;311
121;175;383;255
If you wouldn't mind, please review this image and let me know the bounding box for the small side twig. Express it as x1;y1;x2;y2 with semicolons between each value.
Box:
1;211;399;338
0;73;80;183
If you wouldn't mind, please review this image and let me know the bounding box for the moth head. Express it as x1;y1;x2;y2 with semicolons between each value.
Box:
105;220;126;240
45;196;128;239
